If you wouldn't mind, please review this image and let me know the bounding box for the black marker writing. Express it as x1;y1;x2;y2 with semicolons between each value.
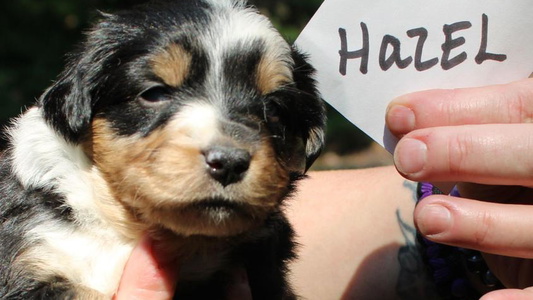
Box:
407;28;439;71
476;13;507;64
338;14;507;75
339;23;369;75
379;35;413;71
441;21;472;70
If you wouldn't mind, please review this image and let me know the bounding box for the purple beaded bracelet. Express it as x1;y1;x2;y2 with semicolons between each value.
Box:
417;182;503;299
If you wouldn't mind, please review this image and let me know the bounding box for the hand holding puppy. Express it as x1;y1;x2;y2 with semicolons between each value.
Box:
114;236;178;300
115;236;253;300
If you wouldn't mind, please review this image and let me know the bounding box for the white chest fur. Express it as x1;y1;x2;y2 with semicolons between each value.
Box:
9;108;135;295
24;222;134;295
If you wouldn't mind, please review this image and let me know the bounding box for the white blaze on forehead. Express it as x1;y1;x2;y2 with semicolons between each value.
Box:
202;0;294;88
169;103;221;146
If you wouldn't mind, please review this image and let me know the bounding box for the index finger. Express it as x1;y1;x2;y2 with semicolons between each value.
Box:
386;78;533;136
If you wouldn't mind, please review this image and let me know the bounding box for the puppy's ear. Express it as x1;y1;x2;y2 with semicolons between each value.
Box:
291;46;327;172
39;58;94;144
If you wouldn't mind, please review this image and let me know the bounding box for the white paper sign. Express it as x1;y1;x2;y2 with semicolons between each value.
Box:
296;0;533;151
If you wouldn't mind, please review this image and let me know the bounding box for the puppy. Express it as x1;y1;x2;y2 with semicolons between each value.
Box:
0;0;326;299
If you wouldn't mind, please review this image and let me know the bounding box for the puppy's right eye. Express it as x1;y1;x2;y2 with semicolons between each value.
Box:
139;86;172;104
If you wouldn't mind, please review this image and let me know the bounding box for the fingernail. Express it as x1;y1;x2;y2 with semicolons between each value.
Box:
394;138;427;175
417;205;452;236
386;104;415;134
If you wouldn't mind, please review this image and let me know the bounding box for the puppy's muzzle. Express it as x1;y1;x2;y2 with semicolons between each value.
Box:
204;146;251;187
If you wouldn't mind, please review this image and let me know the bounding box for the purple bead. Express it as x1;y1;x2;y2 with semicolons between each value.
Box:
419;182;435;200
434;266;452;284
451;278;469;297
450;186;461;197
426;245;441;258
482;270;500;287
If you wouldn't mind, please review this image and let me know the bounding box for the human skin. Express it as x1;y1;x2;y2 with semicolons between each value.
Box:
114;236;179;300
387;77;533;299
286;167;429;300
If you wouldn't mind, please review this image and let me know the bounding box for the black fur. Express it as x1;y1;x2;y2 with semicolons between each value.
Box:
174;213;297;300
0;153;75;299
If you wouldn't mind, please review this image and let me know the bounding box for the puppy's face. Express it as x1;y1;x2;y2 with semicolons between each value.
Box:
40;0;325;237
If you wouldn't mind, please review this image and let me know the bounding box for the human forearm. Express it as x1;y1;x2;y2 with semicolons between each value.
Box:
287;166;438;299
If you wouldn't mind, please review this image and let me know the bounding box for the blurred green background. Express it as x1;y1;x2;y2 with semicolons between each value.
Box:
0;0;391;168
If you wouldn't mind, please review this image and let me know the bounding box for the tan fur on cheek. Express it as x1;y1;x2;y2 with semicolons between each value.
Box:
90;118;291;237
91;119;206;207
91;118;222;235
238;139;290;207
151;43;192;87
89;168;147;240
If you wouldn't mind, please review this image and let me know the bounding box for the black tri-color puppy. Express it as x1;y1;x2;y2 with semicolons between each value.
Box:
0;0;326;299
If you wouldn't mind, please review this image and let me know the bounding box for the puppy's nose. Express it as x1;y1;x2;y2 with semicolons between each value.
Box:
204;146;251;187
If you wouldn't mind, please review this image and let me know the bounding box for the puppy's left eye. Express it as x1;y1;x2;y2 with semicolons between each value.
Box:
139;86;172;104
266;105;281;124
264;95;286;125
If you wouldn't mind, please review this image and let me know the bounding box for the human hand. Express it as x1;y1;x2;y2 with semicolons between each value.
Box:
114;236;179;300
386;78;533;297
113;235;253;300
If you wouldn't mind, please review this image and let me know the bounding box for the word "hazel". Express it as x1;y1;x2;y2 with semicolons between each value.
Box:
339;14;507;75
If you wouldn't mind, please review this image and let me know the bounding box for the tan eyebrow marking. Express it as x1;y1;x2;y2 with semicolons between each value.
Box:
151;44;192;87
256;54;293;95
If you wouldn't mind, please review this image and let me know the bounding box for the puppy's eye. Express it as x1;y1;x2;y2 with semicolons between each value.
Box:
139;86;172;104
265;94;287;125
266;105;281;124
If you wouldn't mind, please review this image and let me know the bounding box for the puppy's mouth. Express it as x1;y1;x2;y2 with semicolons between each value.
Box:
149;197;273;237
190;198;248;215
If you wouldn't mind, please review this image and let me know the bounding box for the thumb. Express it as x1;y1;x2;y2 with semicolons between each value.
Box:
114;236;179;300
